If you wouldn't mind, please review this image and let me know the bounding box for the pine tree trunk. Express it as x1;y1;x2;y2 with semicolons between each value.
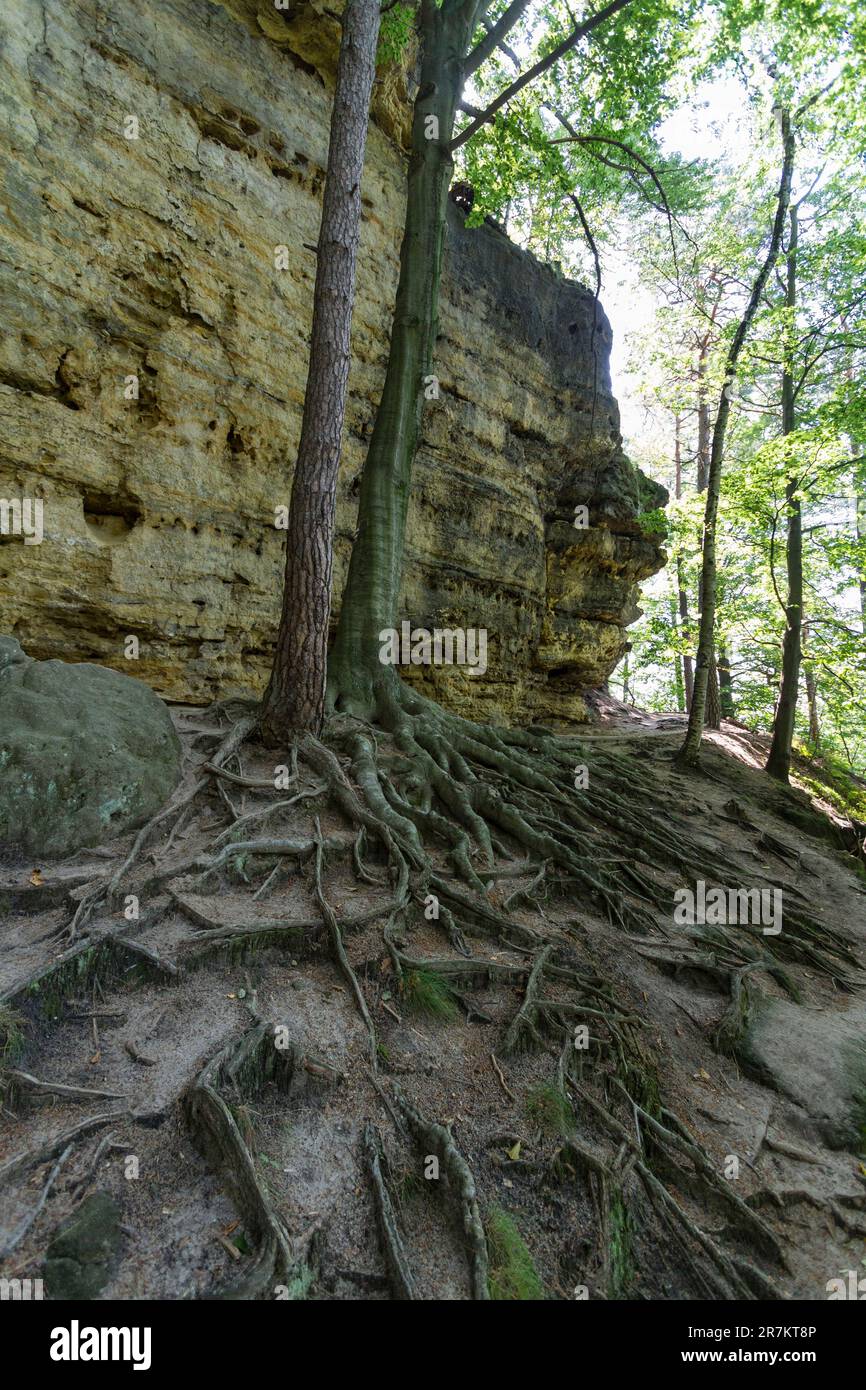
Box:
679;110;795;766
261;0;381;743
766;202;802;783
327;1;483;718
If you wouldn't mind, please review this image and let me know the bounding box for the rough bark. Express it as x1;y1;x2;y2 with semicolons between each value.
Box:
261;0;381;743
766;203;802;783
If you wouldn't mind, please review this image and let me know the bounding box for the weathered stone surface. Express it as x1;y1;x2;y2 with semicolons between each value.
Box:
0;0;664;725
0;638;181;858
745;997;866;1149
44;1191;122;1299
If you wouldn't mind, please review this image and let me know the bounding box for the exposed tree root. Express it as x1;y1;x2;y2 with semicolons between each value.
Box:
394;1088;489;1300
363;1121;418;1300
0;1142;74;1260
16;675;859;1299
185;1019;313;1299
0;1113;119;1188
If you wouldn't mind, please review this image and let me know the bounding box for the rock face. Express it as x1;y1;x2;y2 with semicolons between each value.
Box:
0;636;181;858
0;0;665;725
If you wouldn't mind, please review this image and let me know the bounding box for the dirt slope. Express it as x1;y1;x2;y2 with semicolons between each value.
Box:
1;704;865;1301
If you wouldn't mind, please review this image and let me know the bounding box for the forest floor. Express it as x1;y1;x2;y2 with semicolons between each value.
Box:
1;697;865;1301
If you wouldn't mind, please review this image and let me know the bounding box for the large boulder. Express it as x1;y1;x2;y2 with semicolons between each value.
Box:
0;637;181;858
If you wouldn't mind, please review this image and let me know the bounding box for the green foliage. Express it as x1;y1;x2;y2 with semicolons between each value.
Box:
524;1081;572;1136
608;1191;634;1298
486;1207;545;1300
0;1005;25;1062
615;41;866;773
402;968;459;1020
637;507;669;537
843;1040;866;1155
378;2;416;67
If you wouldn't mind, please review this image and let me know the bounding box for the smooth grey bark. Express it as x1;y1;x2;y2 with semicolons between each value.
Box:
327;0;483;718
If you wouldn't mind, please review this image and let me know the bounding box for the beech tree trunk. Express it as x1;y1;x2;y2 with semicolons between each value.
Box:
327;0;483;717
261;0;380;743
679;109;795;766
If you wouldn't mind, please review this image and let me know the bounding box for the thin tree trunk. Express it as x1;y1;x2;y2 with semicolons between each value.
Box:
679;109;795;766
328;0;483;717
669;588;685;712
261;0;381;743
802;621;820;748
706;658;721;729
696;345;710;493
718;641;735;719
673;414;694;710
857;493;866;630
766;201;802;782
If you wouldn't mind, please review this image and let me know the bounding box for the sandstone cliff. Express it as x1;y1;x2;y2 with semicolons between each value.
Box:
0;0;665;723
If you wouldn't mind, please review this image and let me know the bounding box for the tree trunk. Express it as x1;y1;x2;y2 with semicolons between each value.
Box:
696;345;710;493
766;202;802;783
678;109;795;766
705;658;721;729
718;641;735;719
261;0;381;743
673;415;694;710
857;493;866;630
327;0;483;718
802;621;820;748
669;587;685;712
